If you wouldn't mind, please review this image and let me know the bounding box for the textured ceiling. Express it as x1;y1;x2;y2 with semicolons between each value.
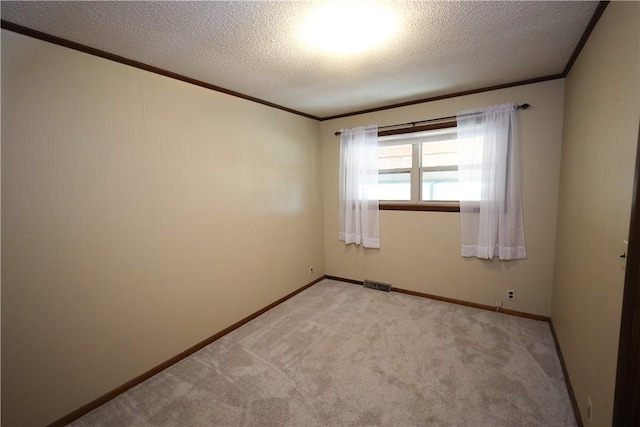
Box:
1;1;600;119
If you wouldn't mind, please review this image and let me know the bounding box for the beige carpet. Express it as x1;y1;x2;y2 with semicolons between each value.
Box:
71;279;576;426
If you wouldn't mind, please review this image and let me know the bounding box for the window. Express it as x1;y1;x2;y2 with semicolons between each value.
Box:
375;123;469;206
376;143;412;201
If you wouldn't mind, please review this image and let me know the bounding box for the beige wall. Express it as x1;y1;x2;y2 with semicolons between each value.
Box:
1;31;324;426
2;3;637;426
321;80;565;317
552;2;640;426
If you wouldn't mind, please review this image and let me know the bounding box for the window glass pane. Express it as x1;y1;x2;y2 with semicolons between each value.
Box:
378;143;412;170
377;126;474;203
422;141;458;167
373;172;411;200
421;170;459;201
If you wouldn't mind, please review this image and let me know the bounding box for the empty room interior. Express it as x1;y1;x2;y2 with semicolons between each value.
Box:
1;1;639;426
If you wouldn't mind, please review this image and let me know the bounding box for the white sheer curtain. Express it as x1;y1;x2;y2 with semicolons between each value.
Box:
338;125;380;248
457;103;526;260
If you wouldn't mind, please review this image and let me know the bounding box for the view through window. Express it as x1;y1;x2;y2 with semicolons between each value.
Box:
373;125;481;203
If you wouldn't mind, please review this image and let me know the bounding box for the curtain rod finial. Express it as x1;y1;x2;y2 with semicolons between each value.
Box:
519;103;530;109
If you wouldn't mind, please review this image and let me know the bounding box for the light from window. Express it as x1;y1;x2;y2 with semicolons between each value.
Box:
422;170;458;201
376;125;480;203
378;144;412;169
377;172;411;200
421;136;459;201
372;142;412;201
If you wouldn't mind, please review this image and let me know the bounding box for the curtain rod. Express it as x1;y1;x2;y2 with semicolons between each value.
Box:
334;103;530;136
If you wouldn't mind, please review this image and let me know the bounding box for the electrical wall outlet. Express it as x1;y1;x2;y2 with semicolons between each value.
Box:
587;397;593;423
309;266;314;275
507;289;515;300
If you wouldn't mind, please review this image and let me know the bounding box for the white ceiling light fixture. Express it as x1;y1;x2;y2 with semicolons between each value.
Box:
300;1;398;54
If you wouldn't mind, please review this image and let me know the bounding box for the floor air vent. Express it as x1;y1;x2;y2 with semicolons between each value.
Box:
363;279;392;292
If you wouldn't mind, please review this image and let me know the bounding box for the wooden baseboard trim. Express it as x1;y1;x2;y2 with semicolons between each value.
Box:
325;275;550;322
392;287;550;322
48;275;326;427
325;275;364;285
549;321;584;427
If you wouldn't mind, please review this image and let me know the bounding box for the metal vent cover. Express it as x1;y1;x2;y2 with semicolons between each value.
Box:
363;279;392;292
